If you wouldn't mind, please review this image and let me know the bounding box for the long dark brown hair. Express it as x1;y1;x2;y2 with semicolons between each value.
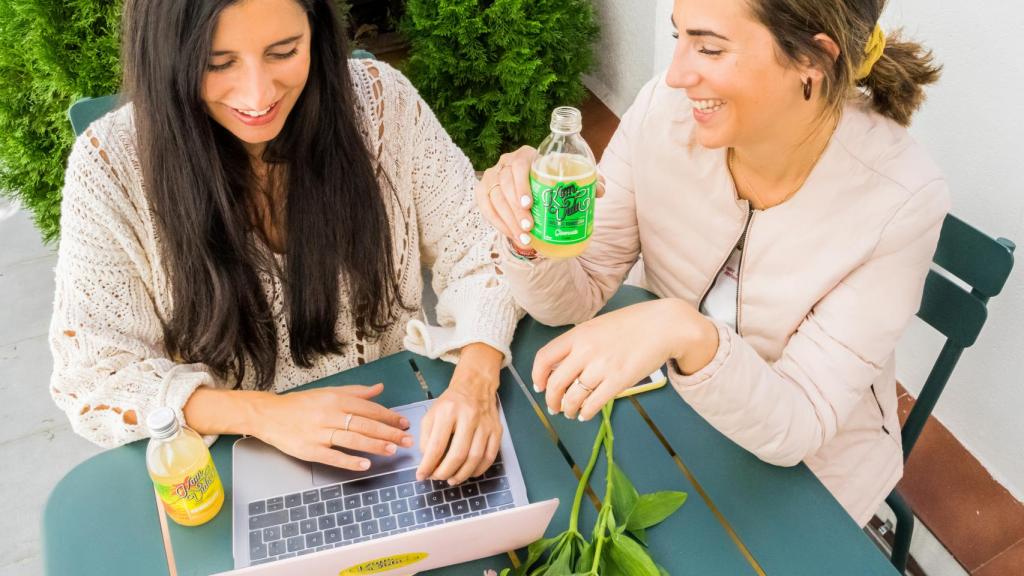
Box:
121;0;404;389
749;0;941;126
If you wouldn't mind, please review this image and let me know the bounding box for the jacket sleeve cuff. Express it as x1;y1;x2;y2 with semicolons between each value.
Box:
667;319;734;390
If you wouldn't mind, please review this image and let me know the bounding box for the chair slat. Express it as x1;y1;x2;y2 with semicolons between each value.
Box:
916;270;988;347
933;214;1015;298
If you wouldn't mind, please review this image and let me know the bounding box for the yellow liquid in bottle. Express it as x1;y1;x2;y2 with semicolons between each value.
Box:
529;153;597;259
147;426;225;526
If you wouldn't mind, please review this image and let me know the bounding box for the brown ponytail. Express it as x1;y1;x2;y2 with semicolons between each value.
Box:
859;30;942;126
749;0;942;126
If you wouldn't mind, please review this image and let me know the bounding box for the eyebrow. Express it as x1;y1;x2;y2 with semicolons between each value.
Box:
211;34;303;57
670;15;731;42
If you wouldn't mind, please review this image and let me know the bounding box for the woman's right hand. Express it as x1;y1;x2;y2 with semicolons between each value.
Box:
251;383;413;471
475;146;606;250
475;146;539;249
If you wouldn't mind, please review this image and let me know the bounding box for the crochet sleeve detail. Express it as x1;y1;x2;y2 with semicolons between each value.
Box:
352;59;523;365
49;124;220;448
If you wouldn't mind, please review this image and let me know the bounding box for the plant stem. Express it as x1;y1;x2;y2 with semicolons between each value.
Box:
588;402;617;575
570;424;606;534
589;506;610;574
602;402;615;497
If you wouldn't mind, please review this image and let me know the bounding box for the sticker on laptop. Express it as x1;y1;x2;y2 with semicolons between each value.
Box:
338;552;428;575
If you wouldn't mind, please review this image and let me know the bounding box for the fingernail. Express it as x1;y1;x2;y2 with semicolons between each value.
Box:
386;443;397;454
547;407;557;416
520;195;531;207
519;233;531;245
360;460;370;470
400;418;410;428
533;385;541;393
448;479;457;486
520;218;532;231
578;414;587;422
401;436;414;447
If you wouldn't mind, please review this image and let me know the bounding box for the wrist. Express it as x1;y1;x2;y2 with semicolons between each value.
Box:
452;343;504;395
505;236;539;261
667;300;719;376
183;387;270;437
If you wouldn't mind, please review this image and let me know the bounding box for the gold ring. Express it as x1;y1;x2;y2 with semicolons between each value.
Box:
572;377;594;393
343;413;354;432
487;183;502;196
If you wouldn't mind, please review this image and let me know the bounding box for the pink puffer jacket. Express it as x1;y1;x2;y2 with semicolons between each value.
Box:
500;73;950;526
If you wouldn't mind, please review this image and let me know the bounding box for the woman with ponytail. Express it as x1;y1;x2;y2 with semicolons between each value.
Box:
477;0;947;525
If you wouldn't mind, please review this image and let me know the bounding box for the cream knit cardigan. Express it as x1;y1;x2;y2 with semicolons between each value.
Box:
49;60;522;448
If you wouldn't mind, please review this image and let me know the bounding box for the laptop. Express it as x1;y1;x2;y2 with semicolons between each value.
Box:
214;397;558;575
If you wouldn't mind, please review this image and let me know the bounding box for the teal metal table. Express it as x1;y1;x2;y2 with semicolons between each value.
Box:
43;287;898;575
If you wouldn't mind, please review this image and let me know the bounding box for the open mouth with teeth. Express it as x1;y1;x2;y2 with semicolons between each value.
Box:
690;99;726;113
233;102;277;117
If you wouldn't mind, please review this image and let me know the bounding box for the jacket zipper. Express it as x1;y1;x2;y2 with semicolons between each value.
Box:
734;208;755;335
697;205;754;335
870;385;891;435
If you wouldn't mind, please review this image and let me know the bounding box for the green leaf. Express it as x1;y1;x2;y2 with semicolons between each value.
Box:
609;463;639;520
606;533;661;576
500;569;511;576
575;539;596;573
657;564;671;576
546;538;575;575
626;491;688;531
629;526;648;546
522;535;561;569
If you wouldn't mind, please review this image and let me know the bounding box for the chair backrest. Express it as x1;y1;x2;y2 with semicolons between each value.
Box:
903;214;1015;460
68;94;121;137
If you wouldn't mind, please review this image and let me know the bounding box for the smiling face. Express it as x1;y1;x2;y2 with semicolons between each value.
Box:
666;0;818;150
202;0;312;154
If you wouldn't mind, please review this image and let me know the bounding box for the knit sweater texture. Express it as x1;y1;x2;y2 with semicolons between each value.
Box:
49;59;522;448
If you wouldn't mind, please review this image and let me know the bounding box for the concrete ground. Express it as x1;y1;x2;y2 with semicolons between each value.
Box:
0;203;102;576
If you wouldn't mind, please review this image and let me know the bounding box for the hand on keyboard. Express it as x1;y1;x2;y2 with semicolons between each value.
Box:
416;344;503;485
253;384;414;471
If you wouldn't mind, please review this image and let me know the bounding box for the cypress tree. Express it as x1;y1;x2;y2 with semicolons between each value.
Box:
402;0;599;169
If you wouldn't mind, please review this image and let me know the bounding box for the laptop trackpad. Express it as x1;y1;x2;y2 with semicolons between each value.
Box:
311;404;428;486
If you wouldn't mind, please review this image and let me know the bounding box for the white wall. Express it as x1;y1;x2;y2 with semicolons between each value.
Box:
582;0;659;117
585;0;1024;500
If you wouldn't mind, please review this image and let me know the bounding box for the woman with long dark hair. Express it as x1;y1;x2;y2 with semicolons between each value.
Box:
50;0;520;484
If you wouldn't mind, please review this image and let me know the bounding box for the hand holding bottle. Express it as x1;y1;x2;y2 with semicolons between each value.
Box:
476;107;605;257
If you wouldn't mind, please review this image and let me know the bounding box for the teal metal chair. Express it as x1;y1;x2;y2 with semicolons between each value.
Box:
885;214;1015;573
67;94;121;136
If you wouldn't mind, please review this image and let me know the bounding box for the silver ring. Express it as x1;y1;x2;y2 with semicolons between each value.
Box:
572;377;594;393
343;413;354;432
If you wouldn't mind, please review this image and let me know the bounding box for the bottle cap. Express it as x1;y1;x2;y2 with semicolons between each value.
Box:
146;407;180;439
550;106;582;135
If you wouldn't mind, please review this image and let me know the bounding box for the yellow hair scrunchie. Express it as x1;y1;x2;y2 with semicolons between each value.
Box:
855;24;886;80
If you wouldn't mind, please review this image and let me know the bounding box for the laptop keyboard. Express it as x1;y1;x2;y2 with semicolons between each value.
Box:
244;456;515;566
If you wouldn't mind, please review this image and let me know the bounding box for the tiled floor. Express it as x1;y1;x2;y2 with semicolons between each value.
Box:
0;202;102;576
896;386;1024;573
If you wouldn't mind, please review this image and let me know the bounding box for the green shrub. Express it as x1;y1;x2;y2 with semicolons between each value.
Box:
0;0;122;242
402;0;599;169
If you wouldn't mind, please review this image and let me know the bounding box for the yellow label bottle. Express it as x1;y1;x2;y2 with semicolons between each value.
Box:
145;407;224;526
528;106;598;259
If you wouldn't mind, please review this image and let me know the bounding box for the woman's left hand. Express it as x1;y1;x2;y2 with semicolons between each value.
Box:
533;299;718;422
416;344;504;485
